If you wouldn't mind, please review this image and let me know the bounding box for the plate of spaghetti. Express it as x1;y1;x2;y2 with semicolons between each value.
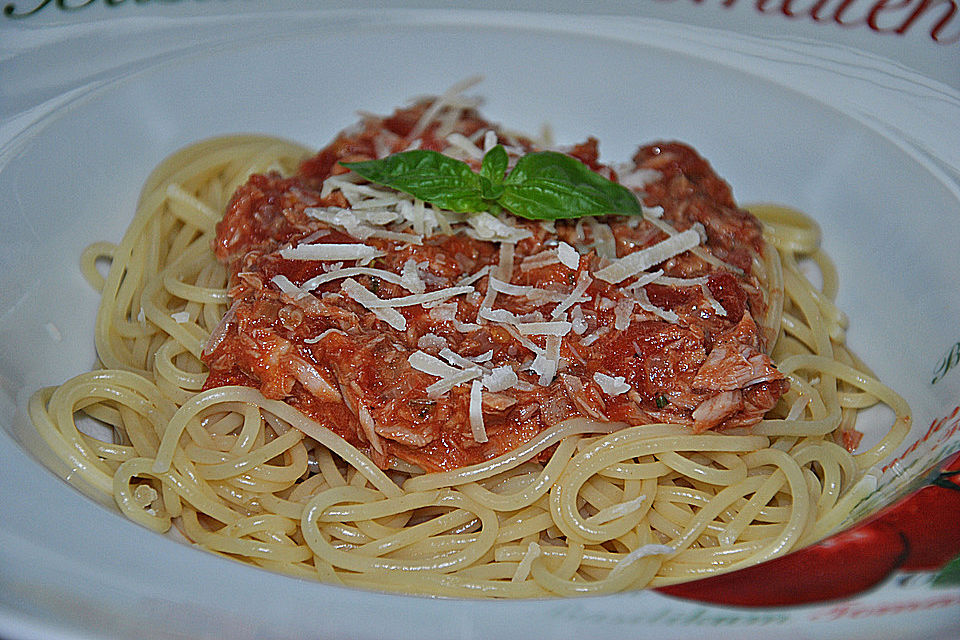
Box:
1;6;959;640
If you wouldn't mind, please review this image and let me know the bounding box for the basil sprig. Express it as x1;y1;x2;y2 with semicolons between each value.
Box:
340;145;643;220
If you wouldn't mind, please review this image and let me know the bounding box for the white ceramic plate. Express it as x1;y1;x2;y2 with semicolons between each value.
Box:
2;8;960;640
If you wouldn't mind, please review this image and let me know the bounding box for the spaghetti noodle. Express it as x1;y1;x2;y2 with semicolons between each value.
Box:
29;91;910;597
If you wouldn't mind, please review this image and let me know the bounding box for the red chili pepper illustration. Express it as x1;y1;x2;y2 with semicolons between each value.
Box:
658;452;960;607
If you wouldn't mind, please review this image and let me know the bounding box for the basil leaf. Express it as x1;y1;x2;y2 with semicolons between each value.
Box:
340;146;644;222
502;151;644;219
342;150;487;213
480;145;508;186
479;176;504;201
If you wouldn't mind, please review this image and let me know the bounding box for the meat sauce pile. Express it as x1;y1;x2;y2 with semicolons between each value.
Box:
202;101;788;472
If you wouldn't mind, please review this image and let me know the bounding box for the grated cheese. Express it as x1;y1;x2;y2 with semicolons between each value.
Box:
570;305;588;335
551;270;593;319
586;218;618;260
483;365;519;392
581;326;609;346
365;285;474;308
469;380;488;443
279;242;384;264
304;328;345;345
340;278;407;330
408;350;461;379
271;274;311;299
699;283;727;316
633;286;680;323
587;494;648;525
530;334;562;386
470;350;494;364
458;265;492;287
613;298;635;331
617;166;661;190
515;321;572;336
417;333;448;352
408;350;482;398
445;132;484;160
478;307;521;324
556;242;580;270
300;266;406;293
607;544;675;581
429;302;481;332
593;372;631;396
400;258;427;294
465;211;532;244
520;249;561;272
482;130;499;152
594;228;701;284
440;348;483;372
409;74;483;140
488;277;568;303
426;368;482;398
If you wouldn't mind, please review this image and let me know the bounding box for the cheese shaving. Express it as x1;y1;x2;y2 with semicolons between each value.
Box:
300;266;406;293
594;228;701;284
408;350;482;398
469;380;488;443
633;286;680;323
408;350;462;379
515;321;572;336
465;211;531;243
607;544;675;581
483;365;519;392
271;275;312;299
617;167;661;190
340;278;407;330
489;277;568;303
304;328;345;345
440;348;483;372
551;270;593;319
593;372;631;396
556;242;580;270
531;335;562;385
520;249;560;272
416;333;448;352
400;259;427;294
365;285;474;308
570;305;588;335
458;265;492;287
409;74;483;140
586;494;648;525
426;368;482;398
482;130;499;152
279;242;384;264
445;132;484;160
613;299;635;331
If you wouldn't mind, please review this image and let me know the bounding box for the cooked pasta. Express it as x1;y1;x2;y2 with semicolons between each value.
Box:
29;97;910;598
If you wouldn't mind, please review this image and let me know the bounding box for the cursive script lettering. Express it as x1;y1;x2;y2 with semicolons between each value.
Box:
4;0;185;19
932;340;960;384
656;0;960;45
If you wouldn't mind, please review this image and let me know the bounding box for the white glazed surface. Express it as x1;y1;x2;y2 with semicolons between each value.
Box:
1;8;959;640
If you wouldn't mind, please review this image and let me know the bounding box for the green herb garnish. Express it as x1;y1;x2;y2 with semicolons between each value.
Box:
655;395;670;409
340;145;643;221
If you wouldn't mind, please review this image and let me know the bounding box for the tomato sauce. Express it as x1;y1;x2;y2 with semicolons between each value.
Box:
202;100;787;472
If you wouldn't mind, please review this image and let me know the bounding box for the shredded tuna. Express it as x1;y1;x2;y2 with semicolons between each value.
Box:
202;98;787;472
